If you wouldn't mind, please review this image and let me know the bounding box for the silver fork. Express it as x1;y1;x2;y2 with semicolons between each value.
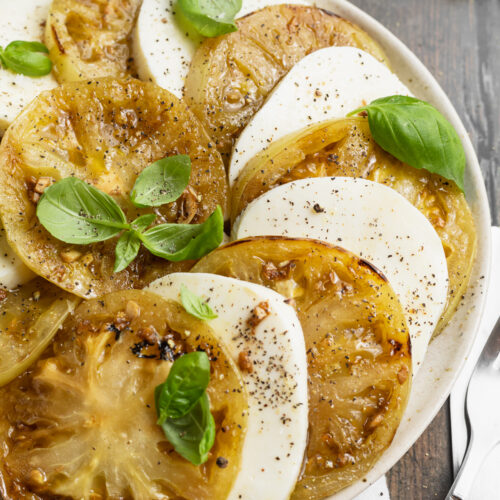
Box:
446;316;500;500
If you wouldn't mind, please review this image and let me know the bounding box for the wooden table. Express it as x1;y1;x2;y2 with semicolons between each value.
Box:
350;0;500;498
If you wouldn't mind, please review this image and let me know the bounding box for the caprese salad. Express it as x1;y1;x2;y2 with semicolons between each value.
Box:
0;1;477;499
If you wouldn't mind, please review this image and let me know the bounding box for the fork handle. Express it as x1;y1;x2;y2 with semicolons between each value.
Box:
446;432;489;500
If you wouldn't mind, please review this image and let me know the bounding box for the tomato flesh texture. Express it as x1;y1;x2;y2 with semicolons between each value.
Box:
0;290;247;500
0;278;79;387
46;0;142;82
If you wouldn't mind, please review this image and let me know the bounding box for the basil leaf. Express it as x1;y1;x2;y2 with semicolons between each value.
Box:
158;392;216;465
348;95;465;191
178;0;242;37
156;351;210;423
131;155;191;208
180;284;217;320
130;213;157;232
6;41;49;54
37;177;129;244
0;40;52;77
114;231;141;273
139;206;223;262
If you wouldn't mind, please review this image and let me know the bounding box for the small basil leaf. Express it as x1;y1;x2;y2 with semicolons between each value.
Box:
158;392;216;465
180;284;217;320
348;95;465;191
37;177;129;244
139;206;223;262
178;0;242;37
6;41;49;54
156;351;210;423
1;40;52;77
114;231;141;273
130;213;157;232
131;155;191;208
0;49;8;69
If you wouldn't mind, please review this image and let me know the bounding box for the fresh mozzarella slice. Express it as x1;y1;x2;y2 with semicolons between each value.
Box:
133;0;309;97
148;273;308;500
233;177;449;374
229;46;411;186
0;226;35;289
0;0;57;134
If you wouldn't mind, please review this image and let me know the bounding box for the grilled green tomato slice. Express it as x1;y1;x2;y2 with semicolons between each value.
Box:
0;290;247;500
0;278;79;387
0;78;228;298
184;4;389;161
193;237;411;499
46;0;142;82
231;117;477;333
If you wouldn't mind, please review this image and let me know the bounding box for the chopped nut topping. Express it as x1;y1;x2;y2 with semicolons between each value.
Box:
0;289;7;301
138;325;159;344
60;249;82;263
34;177;54;194
238;351;253;373
262;261;296;281
81;253;94;266
365;412;384;431
28;176;54;203
397;365;409;384
262;262;280;280
125;300;141;320
114;311;130;330
177;186;200;224
29;469;46;486
247;301;270;329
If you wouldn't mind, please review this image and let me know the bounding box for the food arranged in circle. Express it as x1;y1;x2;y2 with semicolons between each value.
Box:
0;1;478;499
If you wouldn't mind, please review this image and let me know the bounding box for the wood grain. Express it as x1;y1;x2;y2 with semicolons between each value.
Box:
349;0;500;498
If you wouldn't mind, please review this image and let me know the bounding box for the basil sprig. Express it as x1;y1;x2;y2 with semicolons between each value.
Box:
36;155;223;272
178;0;242;37
0;41;52;77
155;352;216;465
180;284;218;320
348;96;466;191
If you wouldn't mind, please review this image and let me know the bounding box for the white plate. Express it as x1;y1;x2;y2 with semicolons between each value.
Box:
299;1;492;498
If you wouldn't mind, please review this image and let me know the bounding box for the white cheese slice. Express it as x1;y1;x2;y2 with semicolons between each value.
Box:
148;273;308;500
229;46;411;186
132;0;309;98
233;177;449;374
0;0;57;135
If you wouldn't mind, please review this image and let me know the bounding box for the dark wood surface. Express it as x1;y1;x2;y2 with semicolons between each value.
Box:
350;0;500;498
